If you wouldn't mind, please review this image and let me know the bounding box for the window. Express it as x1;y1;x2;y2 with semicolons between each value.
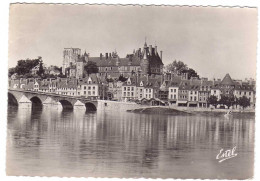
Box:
93;91;95;95
84;91;86;95
171;89;173;92
128;87;130;91
249;92;251;95
174;89;176;93
191;91;193;95
131;92;134;96
131;87;134;91
127;92;130;96
171;95;173;99
88;86;91;90
174;95;176;99
93;86;95;89
84;86;86;90
124;92;126;96
124;87;126;91
88;91;91;95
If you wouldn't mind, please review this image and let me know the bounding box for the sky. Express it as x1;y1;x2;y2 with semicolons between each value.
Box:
8;4;257;80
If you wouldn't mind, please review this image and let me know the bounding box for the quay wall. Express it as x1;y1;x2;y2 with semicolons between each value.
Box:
97;100;146;112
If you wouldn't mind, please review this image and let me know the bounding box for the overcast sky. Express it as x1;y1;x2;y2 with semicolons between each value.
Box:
8;4;257;80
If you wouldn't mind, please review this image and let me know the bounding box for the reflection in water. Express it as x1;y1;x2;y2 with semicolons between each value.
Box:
7;106;254;179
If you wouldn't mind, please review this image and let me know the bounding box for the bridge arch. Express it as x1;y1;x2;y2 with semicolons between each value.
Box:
59;100;74;110
30;96;43;107
8;92;18;106
85;102;97;111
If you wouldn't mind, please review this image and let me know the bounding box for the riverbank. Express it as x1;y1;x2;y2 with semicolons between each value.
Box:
98;100;255;114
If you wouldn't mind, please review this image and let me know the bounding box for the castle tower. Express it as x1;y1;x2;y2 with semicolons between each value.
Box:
140;42;150;75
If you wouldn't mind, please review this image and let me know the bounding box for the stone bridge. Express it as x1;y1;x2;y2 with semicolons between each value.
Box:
8;89;98;111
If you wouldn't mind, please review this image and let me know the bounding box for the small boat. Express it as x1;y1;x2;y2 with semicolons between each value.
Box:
224;110;233;118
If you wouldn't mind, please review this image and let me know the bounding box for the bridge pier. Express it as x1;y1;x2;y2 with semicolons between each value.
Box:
42;97;62;109
74;100;86;110
18;95;32;108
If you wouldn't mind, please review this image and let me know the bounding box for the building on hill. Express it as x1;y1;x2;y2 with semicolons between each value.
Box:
62;41;164;79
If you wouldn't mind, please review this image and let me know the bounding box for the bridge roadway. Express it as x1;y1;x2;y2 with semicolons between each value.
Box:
8;88;98;111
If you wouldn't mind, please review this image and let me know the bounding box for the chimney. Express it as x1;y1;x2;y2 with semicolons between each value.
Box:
106;53;108;59
100;53;103;60
149;45;152;55
160;51;163;60
155;46;157;54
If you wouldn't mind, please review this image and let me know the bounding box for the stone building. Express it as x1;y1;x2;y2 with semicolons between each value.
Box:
62;41;164;79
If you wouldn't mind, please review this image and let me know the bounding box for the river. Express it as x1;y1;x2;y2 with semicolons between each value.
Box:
6;105;255;179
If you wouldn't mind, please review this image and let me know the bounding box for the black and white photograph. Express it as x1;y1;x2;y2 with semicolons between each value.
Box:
4;3;257;180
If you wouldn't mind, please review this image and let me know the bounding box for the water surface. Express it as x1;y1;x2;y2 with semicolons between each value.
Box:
6;106;255;179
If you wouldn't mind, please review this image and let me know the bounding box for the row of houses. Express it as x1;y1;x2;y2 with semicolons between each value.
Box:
108;73;255;108
9;73;256;108
9;75;101;100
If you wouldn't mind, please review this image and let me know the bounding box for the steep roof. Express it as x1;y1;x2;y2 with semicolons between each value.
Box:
221;73;235;85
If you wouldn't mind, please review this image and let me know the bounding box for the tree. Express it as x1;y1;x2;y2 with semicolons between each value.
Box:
84;61;98;76
234;96;239;109
238;96;250;110
165;60;200;79
165;60;187;74
15;58;40;75
8;67;16;77
207;95;218;108
118;75;128;82
218;95;235;109
182;68;200;79
37;57;44;77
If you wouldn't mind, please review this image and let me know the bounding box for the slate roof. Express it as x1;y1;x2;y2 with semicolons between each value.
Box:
234;82;254;91
221;73;235;85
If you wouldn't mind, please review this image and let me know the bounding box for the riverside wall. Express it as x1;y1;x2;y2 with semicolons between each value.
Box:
97;100;146;112
97;101;255;113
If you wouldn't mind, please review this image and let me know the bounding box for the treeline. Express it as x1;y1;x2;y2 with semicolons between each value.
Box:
9;58;40;77
9;57;63;79
207;95;251;109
